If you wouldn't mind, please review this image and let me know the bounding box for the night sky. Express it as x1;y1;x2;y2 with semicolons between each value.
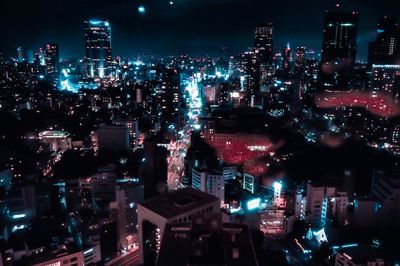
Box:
1;0;400;59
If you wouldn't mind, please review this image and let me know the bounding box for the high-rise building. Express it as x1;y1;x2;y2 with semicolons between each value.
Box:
254;22;273;66
371;64;400;101
44;43;59;77
282;43;292;75
251;23;274;106
368;17;400;65
84;20;112;78
320;9;358;89
295;46;306;77
17;46;24;63
241;50;259;107
192;167;225;204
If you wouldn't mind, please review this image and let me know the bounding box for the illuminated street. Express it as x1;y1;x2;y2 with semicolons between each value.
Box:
167;76;202;190
2;1;400;265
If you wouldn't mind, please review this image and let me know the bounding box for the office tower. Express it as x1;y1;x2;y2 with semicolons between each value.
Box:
295;46;306;77
372;64;400;102
192;167;225;204
241;50;259;107
368;17;400;65
282;42;292;75
84;20;112;78
321;9;358;89
44;43;59;77
161;68;181;120
254;22;273;66
252;23;274;105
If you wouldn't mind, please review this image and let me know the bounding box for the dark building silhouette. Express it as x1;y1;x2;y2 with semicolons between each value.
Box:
368;17;400;65
320;9;358;90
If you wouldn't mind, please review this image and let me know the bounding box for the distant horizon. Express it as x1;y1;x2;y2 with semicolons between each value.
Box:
1;0;400;60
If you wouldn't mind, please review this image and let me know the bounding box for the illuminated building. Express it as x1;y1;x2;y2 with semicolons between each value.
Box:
192;167;225;204
44;43;59;78
321;9;358;89
34;47;46;68
273;181;283;207
306;183;336;228
38;130;71;152
263;79;291;117
304;183;349;227
294;46;306;78
260;209;286;235
7;185;37;221
243;173;258;194
17;46;24;62
112;117;140;148
254;22;273;66
0;168;12;191
82;245;102;265
31;244;84;266
388;124;400;155
282;43;292;76
371;64;400;101
137;188;220;265
331;191;349;225
161;68;181;120
368;17;400;65
84;20;112;78
241;51;259;107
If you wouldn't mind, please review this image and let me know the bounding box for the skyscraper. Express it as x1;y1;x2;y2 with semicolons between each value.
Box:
44;43;59;77
321;9;358;89
368;17;400;65
294;46;306;78
84;20;112;78
254;22;273;66
246;22;274;106
282;42;292;75
17;46;24;63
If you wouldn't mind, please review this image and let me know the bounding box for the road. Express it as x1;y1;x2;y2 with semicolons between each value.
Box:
105;248;140;266
264;236;316;266
167;76;202;190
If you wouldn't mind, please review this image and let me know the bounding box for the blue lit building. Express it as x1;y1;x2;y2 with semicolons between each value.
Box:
84;20;112;78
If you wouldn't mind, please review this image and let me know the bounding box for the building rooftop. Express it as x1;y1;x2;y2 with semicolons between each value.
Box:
157;215;258;266
139;188;219;219
38;130;69;139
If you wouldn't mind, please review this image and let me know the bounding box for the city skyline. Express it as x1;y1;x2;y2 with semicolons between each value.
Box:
1;0;400;59
2;1;400;265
